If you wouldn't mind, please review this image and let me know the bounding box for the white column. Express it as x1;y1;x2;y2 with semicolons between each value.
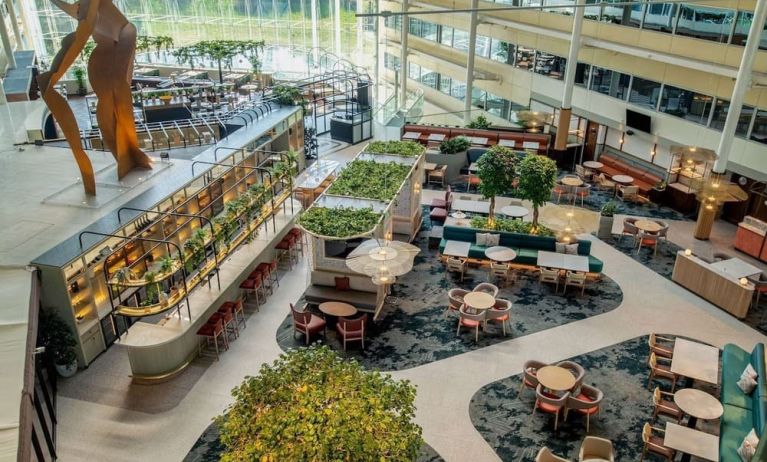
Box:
714;0;767;173
310;0;319;65
399;0;408;109
334;0;342;56
5;0;22;49
463;0;479;125
0;7;15;70
554;0;584;150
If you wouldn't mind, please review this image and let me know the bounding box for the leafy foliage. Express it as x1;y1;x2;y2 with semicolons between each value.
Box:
365;140;425;157
37;309;77;366
467;115;491;129
477;146;519;222
600;201;619;217
439;136;471;154
299;206;381;238
517;155;558;228
326;160;412;201
470;216;555;237
272;84;303;106
172;40;265;82
217;346;422;462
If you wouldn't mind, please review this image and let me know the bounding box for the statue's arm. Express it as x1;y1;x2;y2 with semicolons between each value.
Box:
49;0;79;19
40;0;99;89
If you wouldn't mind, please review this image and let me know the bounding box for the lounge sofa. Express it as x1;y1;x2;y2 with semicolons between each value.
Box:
719;343;767;461
303;271;381;312
437;225;604;274
597;154;663;195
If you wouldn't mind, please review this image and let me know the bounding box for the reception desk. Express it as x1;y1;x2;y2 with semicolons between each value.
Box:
672;251;754;319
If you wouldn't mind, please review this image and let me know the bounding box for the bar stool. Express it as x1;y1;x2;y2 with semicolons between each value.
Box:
268;259;280;288
231;298;246;330
208;312;235;345
289;227;304;257
196;318;226;360
239;277;262;309
255;262;273;294
216;303;239;339
275;237;292;269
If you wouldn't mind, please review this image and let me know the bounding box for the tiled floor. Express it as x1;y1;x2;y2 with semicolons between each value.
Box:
55;154;767;461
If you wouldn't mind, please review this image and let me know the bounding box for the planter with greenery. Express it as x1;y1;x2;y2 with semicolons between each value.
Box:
598;201;619;240
38;309;78;377
217;346;422;462
439;136;471;155
470;216;555;237
172;40;265;83
476;145;519;224
326;160;412;201
299;206;382;238
467;115;491;129
271;84;303;106
424;136;471;184
517;155;558;232
365;140;425;157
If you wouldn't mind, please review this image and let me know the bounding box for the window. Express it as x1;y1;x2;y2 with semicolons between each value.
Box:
439;76;452;95
421;69;439;89
490;39;514;64
574;63;590;87
515;46;535;71
486;93;512;119
471;88;487;109
731;12;767;49
534;52;566;80
384;53;400;70
408;62;421;80
476;35;490;58
709;99;728;130
675;4;734;43
628;76;661;109
385;16;402;32
751;109;767;144
422;22;438;41
658;84;714;124
737;105;755;137
409;18;422;36
589;67;630;100
450;80;467;101
642;3;676;32
452;29;470;51
583;0;601;20
601;0;642;28
543;0;575;15
440;26;453;46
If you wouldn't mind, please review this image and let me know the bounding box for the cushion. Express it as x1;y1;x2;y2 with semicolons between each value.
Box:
565;244;579;255
555;242;565;253
335;277;351;291
486;234;500;246
476;233;489;246
744;364;758;380
738;374;757;394
738;429;759;461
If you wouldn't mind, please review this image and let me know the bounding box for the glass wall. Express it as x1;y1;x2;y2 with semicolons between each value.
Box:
659;84;713;124
589;66;630;100
675;4;734;43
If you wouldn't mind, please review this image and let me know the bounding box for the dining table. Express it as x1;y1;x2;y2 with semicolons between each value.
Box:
485;246;517;262
463;291;496;310
500;205;529;219
582;161;603;170
468;136;489;146
663;422;719;462
561;177;583;187
612;174;634;185
536;365;576;392
670;338;720;386
499;139;516;148
402;131;422;140
537;250;590;273
674;388;723;429
635;219;664;233
427;133;446;142
443;240;471;258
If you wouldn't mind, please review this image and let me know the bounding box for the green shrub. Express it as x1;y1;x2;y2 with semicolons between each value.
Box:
600;201;619;217
37;309;77;366
439;136;471;154
218;346;422;462
365;140;425;157
469;216;555;237
326;160;412;201
467;115;491;129
299;206;382;238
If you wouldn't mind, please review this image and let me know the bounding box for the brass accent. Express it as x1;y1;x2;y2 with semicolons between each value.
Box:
38;0;152;196
130;349;200;384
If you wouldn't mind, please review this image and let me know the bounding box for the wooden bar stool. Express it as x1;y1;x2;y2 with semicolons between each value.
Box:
275;238;292;269
289;227;304;257
239;277;261;309
196;318;226;360
255;262;273;294
268;259;280;288
208;312;234;345
216;304;239;339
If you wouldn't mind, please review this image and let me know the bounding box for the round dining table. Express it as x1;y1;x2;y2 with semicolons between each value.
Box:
674;388;723;428
319;301;358;318
635;219;663;233
561;177;583;187
463;291;496;310
612;174;634;185
537;365;576;392
501;205;530;219
485;246;517;262
582;161;603;170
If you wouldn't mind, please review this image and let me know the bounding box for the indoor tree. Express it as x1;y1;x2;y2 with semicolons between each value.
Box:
217;346;422;461
516;154;557;231
476;145;519;225
172;40;265;83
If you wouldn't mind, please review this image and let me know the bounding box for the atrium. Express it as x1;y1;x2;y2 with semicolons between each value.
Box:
2;0;767;461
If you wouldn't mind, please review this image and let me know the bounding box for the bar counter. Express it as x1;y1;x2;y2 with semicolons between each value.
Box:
119;201;300;381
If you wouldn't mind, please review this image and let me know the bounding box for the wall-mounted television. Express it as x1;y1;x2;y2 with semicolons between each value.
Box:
626;109;652;133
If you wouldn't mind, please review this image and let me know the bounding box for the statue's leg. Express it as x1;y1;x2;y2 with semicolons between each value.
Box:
88;44;118;160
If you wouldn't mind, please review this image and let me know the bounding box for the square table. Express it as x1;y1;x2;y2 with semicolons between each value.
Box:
663;422;719;462
468;136;489;145
451;199;491;215
427;133;446;142
424;162;438;171
522;141;540;150
537;250;590;273
402;131;422;140
671;338;720;385
709;257;762;279
443;240;471;258
499;139;516;148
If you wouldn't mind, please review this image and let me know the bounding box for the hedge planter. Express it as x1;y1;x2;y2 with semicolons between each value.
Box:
597;216;614;240
425;150;467;184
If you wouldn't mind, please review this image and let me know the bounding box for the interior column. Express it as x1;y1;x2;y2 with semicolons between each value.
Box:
4;0;22;49
463;0;479;125
554;0;584;151
311;0;319;64
0;5;15;70
399;0;408;109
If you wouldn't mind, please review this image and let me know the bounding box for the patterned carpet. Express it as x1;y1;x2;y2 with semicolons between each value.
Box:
275;208;624;371
469;335;719;461
183;421;444;462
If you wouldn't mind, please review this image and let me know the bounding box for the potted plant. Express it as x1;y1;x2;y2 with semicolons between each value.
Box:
159;91;173;105
144;271;159;305
73;66;87;95
476;146;519;225
598;201;619;240
650;179;667;206
425;136;471;184
516;155;558;232
158;255;176;276
37;308;78;377
467;115;491;129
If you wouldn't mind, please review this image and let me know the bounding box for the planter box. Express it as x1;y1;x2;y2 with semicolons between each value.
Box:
597;216;614;240
425;150;467;184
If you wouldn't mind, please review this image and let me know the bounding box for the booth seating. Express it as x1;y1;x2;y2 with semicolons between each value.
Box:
438;225;604;274
401;123;551;153
303;272;382;313
596;154;663;195
719;343;767;461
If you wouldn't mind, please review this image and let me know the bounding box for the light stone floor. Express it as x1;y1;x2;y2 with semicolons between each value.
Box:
57;171;767;462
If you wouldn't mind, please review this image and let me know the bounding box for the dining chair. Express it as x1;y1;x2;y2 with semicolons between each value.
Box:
473;282;499;297
647;352;678;392
617;185;639;202
552;182;568;203
654;221;669;244
428;165;447;187
563;271;587;296
196;318;227;361
535;447;569;462
486;299;512;336
490;262;515;286
640;423;676;462
595;173;615;191
446;288;469;318
575;164;591;182
430;185;452;209
520;359;547;396
648;333;675;359
337;314;367;351
456;305;486;343
565;384;603;432
467;174;481;192
578;436;614;462
619;218;639;244
446;257;467;281
533;384;570;430
652;387;683;423
636;231;659;256
556;360;586;394
748;272;767;308
290;303;327;345
539;267;561;293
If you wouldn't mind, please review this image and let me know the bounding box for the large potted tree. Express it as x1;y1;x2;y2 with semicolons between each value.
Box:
217;346;422;461
516;154;557;232
476;145;519;226
37;308;78;377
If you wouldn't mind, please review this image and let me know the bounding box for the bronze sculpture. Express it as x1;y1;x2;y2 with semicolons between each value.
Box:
38;0;152;196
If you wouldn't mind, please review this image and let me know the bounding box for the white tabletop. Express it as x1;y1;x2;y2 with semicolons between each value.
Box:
582;161;603;169
499;139;516;148
294;160;339;189
663;422;719;461
485;246;517;262
537;250;590;273
501;205;529;218
674;389;723;420
464;291;496;310
523;141;540;150
452;199;491;214
671;338;720;385
469;136;489;145
402;131;422;140
427;133;446;141
424;162;438;171
709;257;763;279
443;240;471;258
468;162;479;172
612;174;634;184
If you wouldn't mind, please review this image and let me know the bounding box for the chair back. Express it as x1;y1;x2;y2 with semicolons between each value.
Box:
290;303;311;326
623;220;638;235
652;386;662;406
580;436;614;460
565;271;586;286
446;257;465;272
448;288;469;309
339;314;367;332
536;384;569;408
459;305;487;323
639;231;658;243
622;185;639;195
473;282;499;297
575;164;587;178
523;360;547;389
540;267;560;282
641;422;652;444
648;352;658;370
535;447;569;462
557;360;586;392
490;262;510;277
487;302;511;321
